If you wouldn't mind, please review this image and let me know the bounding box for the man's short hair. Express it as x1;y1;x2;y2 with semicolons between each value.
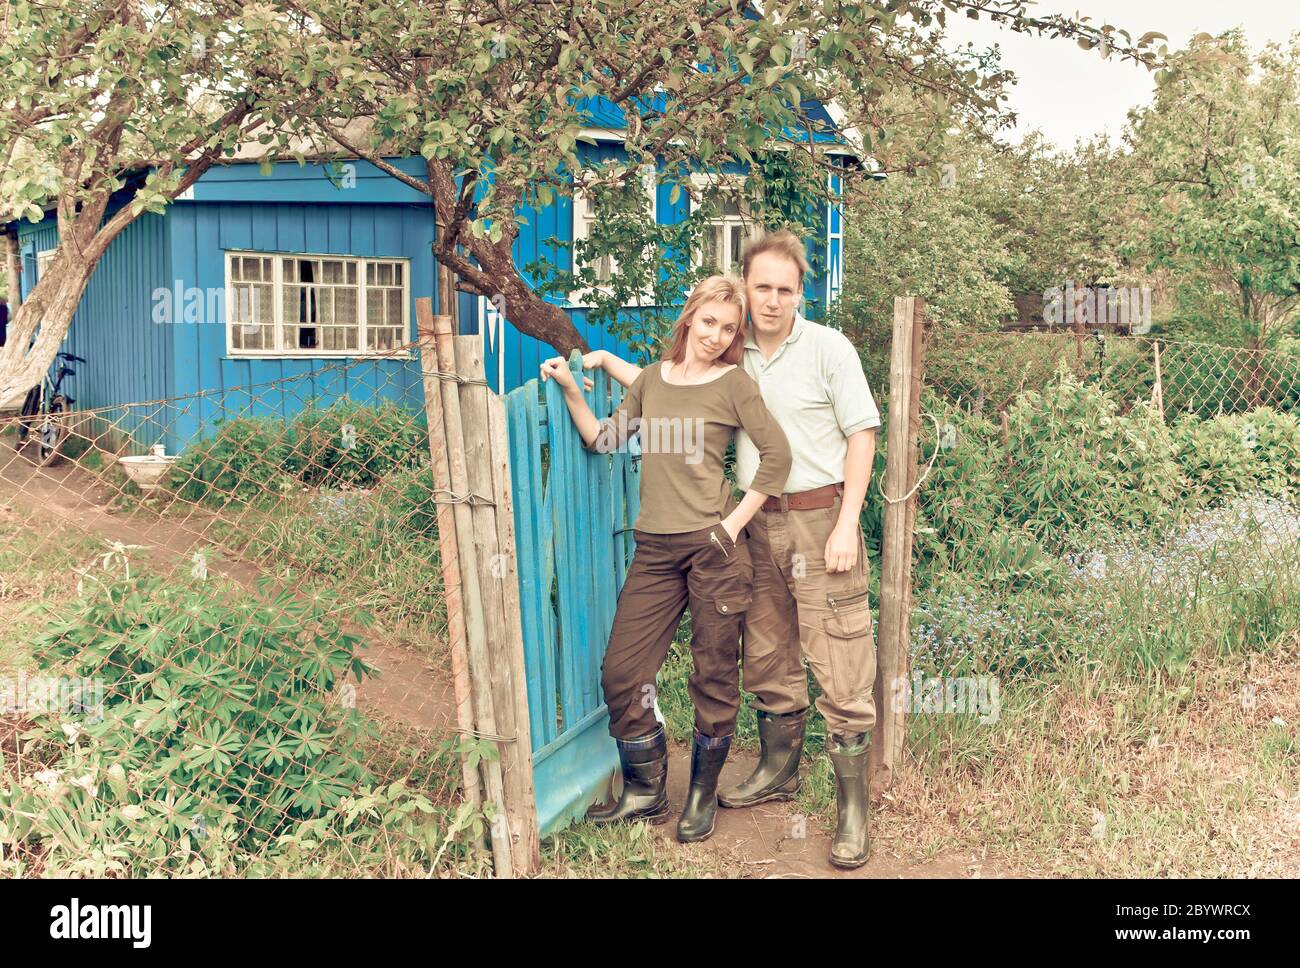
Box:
741;228;810;287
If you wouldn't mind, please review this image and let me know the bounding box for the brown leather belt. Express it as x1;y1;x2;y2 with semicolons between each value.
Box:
761;482;843;513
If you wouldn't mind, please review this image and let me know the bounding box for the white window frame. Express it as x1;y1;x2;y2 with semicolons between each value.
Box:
477;294;507;391
687;173;763;275
224;250;412;359
569;164;658;308
35;248;56;281
826;170;844;307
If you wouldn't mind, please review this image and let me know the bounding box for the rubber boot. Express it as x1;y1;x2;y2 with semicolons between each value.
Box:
586;726;670;825
827;731;871;868
676;731;731;842
718;709;805;808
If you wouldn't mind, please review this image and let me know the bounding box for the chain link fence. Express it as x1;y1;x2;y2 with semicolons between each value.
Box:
0;347;487;877
4;326;1297;876
896;329;1300;763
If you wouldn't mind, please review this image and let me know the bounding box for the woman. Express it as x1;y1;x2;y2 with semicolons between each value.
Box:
540;275;791;843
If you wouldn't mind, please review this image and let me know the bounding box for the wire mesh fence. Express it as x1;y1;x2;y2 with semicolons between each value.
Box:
896;329;1300;760
3;325;1298;877
0;345;485;877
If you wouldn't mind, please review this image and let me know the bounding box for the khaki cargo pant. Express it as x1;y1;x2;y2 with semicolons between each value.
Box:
600;524;753;740
740;495;877;739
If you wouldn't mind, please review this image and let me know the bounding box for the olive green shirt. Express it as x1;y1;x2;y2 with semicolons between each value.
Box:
586;362;792;534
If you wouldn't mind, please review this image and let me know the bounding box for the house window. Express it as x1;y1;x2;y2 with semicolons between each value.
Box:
230;254;276;351
826;170;844;307
225;251;410;357
570;165;657;305
689;174;761;275
35;249;56;281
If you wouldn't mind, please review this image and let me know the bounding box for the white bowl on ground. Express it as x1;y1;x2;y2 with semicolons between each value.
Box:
117;454;179;492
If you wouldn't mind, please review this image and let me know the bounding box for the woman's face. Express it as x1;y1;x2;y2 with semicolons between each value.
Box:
687;300;742;363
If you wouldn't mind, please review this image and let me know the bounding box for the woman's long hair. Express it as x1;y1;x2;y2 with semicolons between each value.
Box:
660;275;748;367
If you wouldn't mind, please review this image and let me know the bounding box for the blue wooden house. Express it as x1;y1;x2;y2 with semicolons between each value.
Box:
7;97;852;454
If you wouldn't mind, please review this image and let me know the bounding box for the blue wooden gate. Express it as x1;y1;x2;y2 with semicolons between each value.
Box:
503;359;642;835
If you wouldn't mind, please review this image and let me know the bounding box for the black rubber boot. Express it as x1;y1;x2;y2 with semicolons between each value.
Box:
718;709;805;808
676;731;732;843
827;732;871;868
586;727;670;826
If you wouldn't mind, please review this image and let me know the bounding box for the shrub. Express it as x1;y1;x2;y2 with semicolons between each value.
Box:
285;400;428;489
0;574;415;873
170;417;297;507
373;465;440;540
1170;412;1265;503
1000;370;1185;550
1240;406;1300;499
911;396;1005;572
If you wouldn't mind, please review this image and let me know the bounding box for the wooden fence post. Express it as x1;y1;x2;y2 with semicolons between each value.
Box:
870;296;926;799
487;393;541;870
416;302;482;833
1152;340;1165;419
453;332;539;875
423;307;515;877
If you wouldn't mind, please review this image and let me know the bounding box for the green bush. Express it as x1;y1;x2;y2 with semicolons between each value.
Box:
373;465;440;540
1000;370;1186;550
1171;412;1264;503
1240;406;1300;499
169;402;428;507
911;397;1005;571
0;574;438;874
171;416;297;507
285;400;428;489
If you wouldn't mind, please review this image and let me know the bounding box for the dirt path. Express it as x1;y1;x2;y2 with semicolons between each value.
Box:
656;747;1022;879
2;448;1023;878
0;448;456;735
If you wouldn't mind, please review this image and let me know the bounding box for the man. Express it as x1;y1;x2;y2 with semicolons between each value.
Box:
555;228;881;868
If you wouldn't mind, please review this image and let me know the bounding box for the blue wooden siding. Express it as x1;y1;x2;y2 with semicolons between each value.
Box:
165;198;437;450
467;141;846;394
9;137;846;449
18;212;173;452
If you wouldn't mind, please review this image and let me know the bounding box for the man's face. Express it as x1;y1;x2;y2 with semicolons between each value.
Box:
744;251;802;340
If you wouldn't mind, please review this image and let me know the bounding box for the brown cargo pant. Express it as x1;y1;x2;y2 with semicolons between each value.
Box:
601;525;754;739
740;495;877;739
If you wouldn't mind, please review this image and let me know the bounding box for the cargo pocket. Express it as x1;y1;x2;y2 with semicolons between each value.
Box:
714;589;753;618
822;588;874;704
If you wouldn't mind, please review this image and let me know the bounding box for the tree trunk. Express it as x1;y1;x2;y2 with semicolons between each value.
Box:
3;231;19;313
0;240;101;410
436;241;590;357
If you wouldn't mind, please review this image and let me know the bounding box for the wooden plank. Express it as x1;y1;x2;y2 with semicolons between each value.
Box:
530;397;561;738
528;390;560;745
589;368;616;709
870;296;922;798
488;388;541;873
454;334;534;877
543;375;584;729
430;315;514;878
414;301;480;824
505;389;550;749
608;379;631;585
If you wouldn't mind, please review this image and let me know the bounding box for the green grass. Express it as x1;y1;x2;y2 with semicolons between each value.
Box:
540;819;725;878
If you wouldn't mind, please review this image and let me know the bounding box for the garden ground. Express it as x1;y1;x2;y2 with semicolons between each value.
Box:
3;446;1296;878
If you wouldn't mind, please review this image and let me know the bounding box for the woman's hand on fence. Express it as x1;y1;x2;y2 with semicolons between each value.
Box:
540;357;592;391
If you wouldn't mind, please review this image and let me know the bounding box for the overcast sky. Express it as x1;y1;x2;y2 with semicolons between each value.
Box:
940;1;1299;150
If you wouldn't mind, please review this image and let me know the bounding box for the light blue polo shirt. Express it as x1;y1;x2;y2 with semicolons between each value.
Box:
734;312;881;494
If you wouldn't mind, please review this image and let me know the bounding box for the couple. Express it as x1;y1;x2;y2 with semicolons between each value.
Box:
539;229;881;868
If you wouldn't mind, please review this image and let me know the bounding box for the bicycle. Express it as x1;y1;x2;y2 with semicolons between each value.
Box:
14;351;83;466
